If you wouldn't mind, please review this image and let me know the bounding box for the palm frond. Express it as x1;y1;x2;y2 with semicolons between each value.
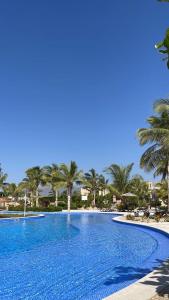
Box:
137;127;169;146
154;98;169;113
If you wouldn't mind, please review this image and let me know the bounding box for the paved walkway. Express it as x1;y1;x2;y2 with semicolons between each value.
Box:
103;216;169;300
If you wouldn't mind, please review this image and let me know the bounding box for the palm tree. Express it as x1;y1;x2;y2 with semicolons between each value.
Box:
18;179;35;206
84;169;100;207
42;164;62;207
4;183;18;201
137;99;169;211
129;175;151;206
57;161;82;213
105;163;134;196
0;165;7;193
98;175;109;196
156;180;168;205
22;166;44;207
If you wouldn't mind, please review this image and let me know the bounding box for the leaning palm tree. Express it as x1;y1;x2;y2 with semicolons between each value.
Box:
57;161;82;213
84;169;100;207
137;99;169;211
105;163;134;196
22;166;44;207
42;164;62;207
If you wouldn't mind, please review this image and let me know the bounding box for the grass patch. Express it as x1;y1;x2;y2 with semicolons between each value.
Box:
0;214;37;218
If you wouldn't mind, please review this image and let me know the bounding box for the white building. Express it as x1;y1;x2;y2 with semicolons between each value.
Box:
80;188;90;201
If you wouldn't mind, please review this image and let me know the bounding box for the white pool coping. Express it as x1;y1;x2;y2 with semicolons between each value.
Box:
103;215;169;300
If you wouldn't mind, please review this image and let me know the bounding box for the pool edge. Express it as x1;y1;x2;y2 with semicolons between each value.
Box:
103;215;169;300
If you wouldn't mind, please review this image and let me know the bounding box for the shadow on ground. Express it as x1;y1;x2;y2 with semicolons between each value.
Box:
104;259;169;297
142;259;169;297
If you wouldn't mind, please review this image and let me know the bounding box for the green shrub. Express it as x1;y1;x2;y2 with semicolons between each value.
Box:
57;202;67;209
71;191;83;209
8;205;24;211
0;207;6;210
126;214;135;221
8;205;62;212
83;198;92;208
96;195;112;209
70;202;78;209
117;203;127;211
58;191;83;210
154;214;161;222
0;214;35;218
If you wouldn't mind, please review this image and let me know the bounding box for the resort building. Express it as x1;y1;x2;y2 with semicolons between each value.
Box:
0;198;20;210
99;189;109;196
146;181;160;191
80;188;90;201
80;188;110;201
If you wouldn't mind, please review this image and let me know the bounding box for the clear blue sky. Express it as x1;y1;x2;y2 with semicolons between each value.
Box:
0;0;169;182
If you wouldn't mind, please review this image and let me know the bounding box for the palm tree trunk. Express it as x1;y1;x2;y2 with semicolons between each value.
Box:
30;192;33;207
55;189;58;207
35;189;39;207
67;187;71;213
167;163;169;213
93;190;96;207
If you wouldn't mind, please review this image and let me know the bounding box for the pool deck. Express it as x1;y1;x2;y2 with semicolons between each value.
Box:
103;215;169;300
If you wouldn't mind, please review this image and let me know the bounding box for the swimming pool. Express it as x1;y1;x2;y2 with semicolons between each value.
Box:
0;212;169;299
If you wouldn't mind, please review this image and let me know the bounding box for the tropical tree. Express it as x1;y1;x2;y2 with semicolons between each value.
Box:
155;29;169;69
22;166;44;207
0;165;7;193
3;183;19;201
84;169;100;207
105;163;134;196
18;179;34;206
137;99;169;211
57;161;82;213
155;0;169;68
129;175;151;207
98;175;109;196
42;164;62;207
156;180;168;204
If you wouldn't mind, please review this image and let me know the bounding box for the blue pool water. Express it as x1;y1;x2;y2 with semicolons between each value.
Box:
0;213;169;300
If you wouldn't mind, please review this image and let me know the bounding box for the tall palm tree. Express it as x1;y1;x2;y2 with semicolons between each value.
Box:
84;169;100;207
0;165;7;193
98;175;109;196
129;175;151;205
156;180;168;204
22;166;44;207
42;164;62;207
18;179;35;206
4;183;18;201
57;161;82;213
105;163;134;196
137;99;169;211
